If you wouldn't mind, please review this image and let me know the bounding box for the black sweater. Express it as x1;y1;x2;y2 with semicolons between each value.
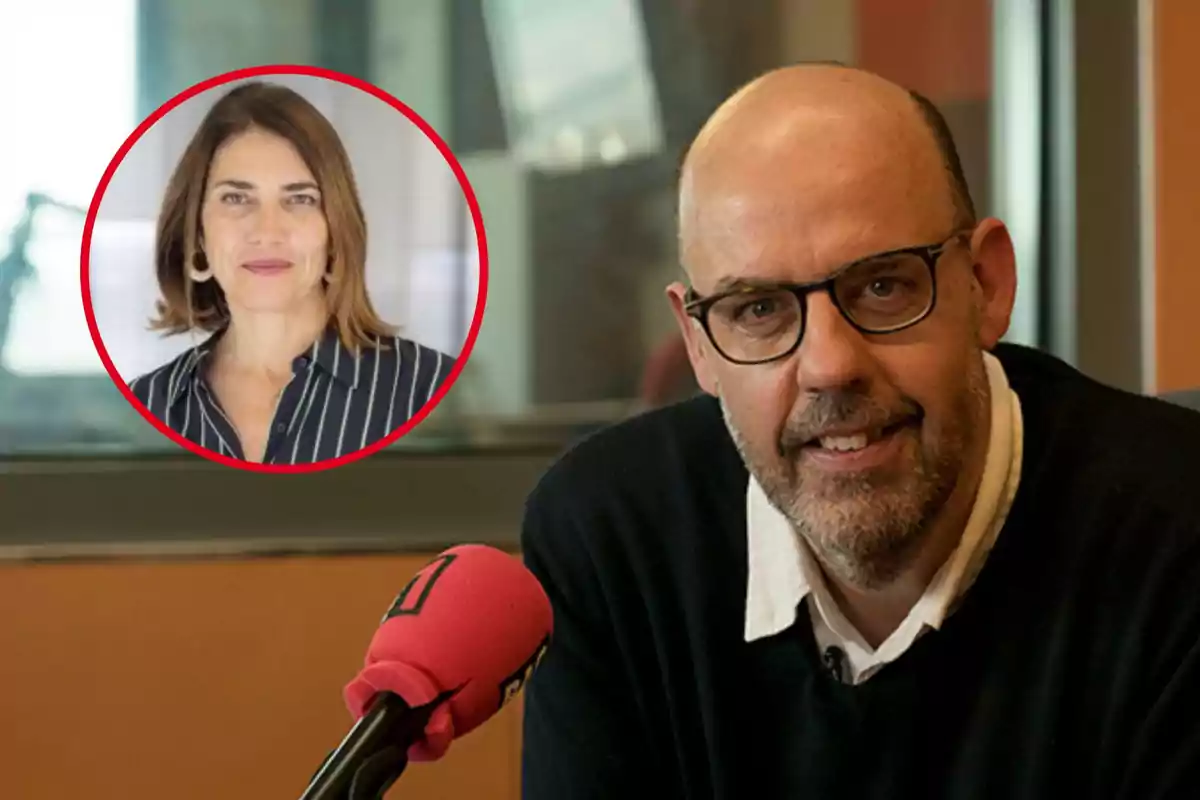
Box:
519;344;1200;799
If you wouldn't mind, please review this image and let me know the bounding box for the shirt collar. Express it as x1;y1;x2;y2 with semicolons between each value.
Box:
306;327;364;389
166;325;363;407
743;351;1024;643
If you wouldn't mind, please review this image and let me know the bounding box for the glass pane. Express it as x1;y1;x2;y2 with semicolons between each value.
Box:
2;0;1007;457
0;0;150;453
450;0;996;428
484;0;665;171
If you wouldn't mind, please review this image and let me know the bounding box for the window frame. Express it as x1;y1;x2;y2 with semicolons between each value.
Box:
0;447;557;561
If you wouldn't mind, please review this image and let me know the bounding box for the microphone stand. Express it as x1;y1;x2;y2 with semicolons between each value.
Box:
0;192;85;372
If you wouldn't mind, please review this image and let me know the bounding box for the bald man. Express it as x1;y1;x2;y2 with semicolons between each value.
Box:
519;66;1200;799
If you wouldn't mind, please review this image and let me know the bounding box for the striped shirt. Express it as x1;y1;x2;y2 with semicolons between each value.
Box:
128;327;455;464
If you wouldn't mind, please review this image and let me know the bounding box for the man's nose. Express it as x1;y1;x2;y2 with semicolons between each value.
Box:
793;292;873;393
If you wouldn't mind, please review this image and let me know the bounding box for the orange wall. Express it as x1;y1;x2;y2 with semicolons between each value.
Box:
1155;1;1200;391
0;555;522;799
856;0;990;101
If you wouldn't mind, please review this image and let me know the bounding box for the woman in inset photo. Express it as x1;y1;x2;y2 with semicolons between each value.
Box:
128;81;455;465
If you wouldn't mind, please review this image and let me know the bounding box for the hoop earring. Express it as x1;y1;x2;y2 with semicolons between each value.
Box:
189;252;213;283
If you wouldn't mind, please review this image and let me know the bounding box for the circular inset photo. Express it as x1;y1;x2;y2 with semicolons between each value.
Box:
82;65;487;473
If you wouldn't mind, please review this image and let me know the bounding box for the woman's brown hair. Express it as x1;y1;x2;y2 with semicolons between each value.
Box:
150;80;395;349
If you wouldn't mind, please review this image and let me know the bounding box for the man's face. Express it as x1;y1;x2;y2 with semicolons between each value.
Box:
672;117;1010;589
717;301;989;589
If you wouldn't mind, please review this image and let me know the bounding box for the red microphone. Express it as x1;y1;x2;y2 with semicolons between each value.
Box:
300;544;552;799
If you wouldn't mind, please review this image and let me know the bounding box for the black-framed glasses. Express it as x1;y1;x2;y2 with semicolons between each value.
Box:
684;230;972;365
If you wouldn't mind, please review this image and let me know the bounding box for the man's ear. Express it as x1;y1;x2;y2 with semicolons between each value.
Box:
666;281;720;396
967;218;1018;350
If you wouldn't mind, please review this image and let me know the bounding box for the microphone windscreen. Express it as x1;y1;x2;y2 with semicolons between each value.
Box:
343;544;552;761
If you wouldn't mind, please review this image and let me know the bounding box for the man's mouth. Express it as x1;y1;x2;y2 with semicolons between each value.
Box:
782;416;917;473
805;418;915;453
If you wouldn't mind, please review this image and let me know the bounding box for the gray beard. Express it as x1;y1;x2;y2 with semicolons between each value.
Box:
720;360;988;590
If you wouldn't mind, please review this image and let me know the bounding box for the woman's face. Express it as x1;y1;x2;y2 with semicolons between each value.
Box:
198;127;329;316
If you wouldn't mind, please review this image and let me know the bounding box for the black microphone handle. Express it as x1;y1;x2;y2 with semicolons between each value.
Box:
300;689;452;800
348;744;409;800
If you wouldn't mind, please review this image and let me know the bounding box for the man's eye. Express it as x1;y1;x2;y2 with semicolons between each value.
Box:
867;278;902;298
733;297;782;320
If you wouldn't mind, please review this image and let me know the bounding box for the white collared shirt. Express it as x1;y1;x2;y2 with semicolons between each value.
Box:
743;352;1025;684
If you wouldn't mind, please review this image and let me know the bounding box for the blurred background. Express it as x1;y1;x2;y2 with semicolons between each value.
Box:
1;0;1196;798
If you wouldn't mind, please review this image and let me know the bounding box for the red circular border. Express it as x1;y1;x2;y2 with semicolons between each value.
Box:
80;64;489;474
